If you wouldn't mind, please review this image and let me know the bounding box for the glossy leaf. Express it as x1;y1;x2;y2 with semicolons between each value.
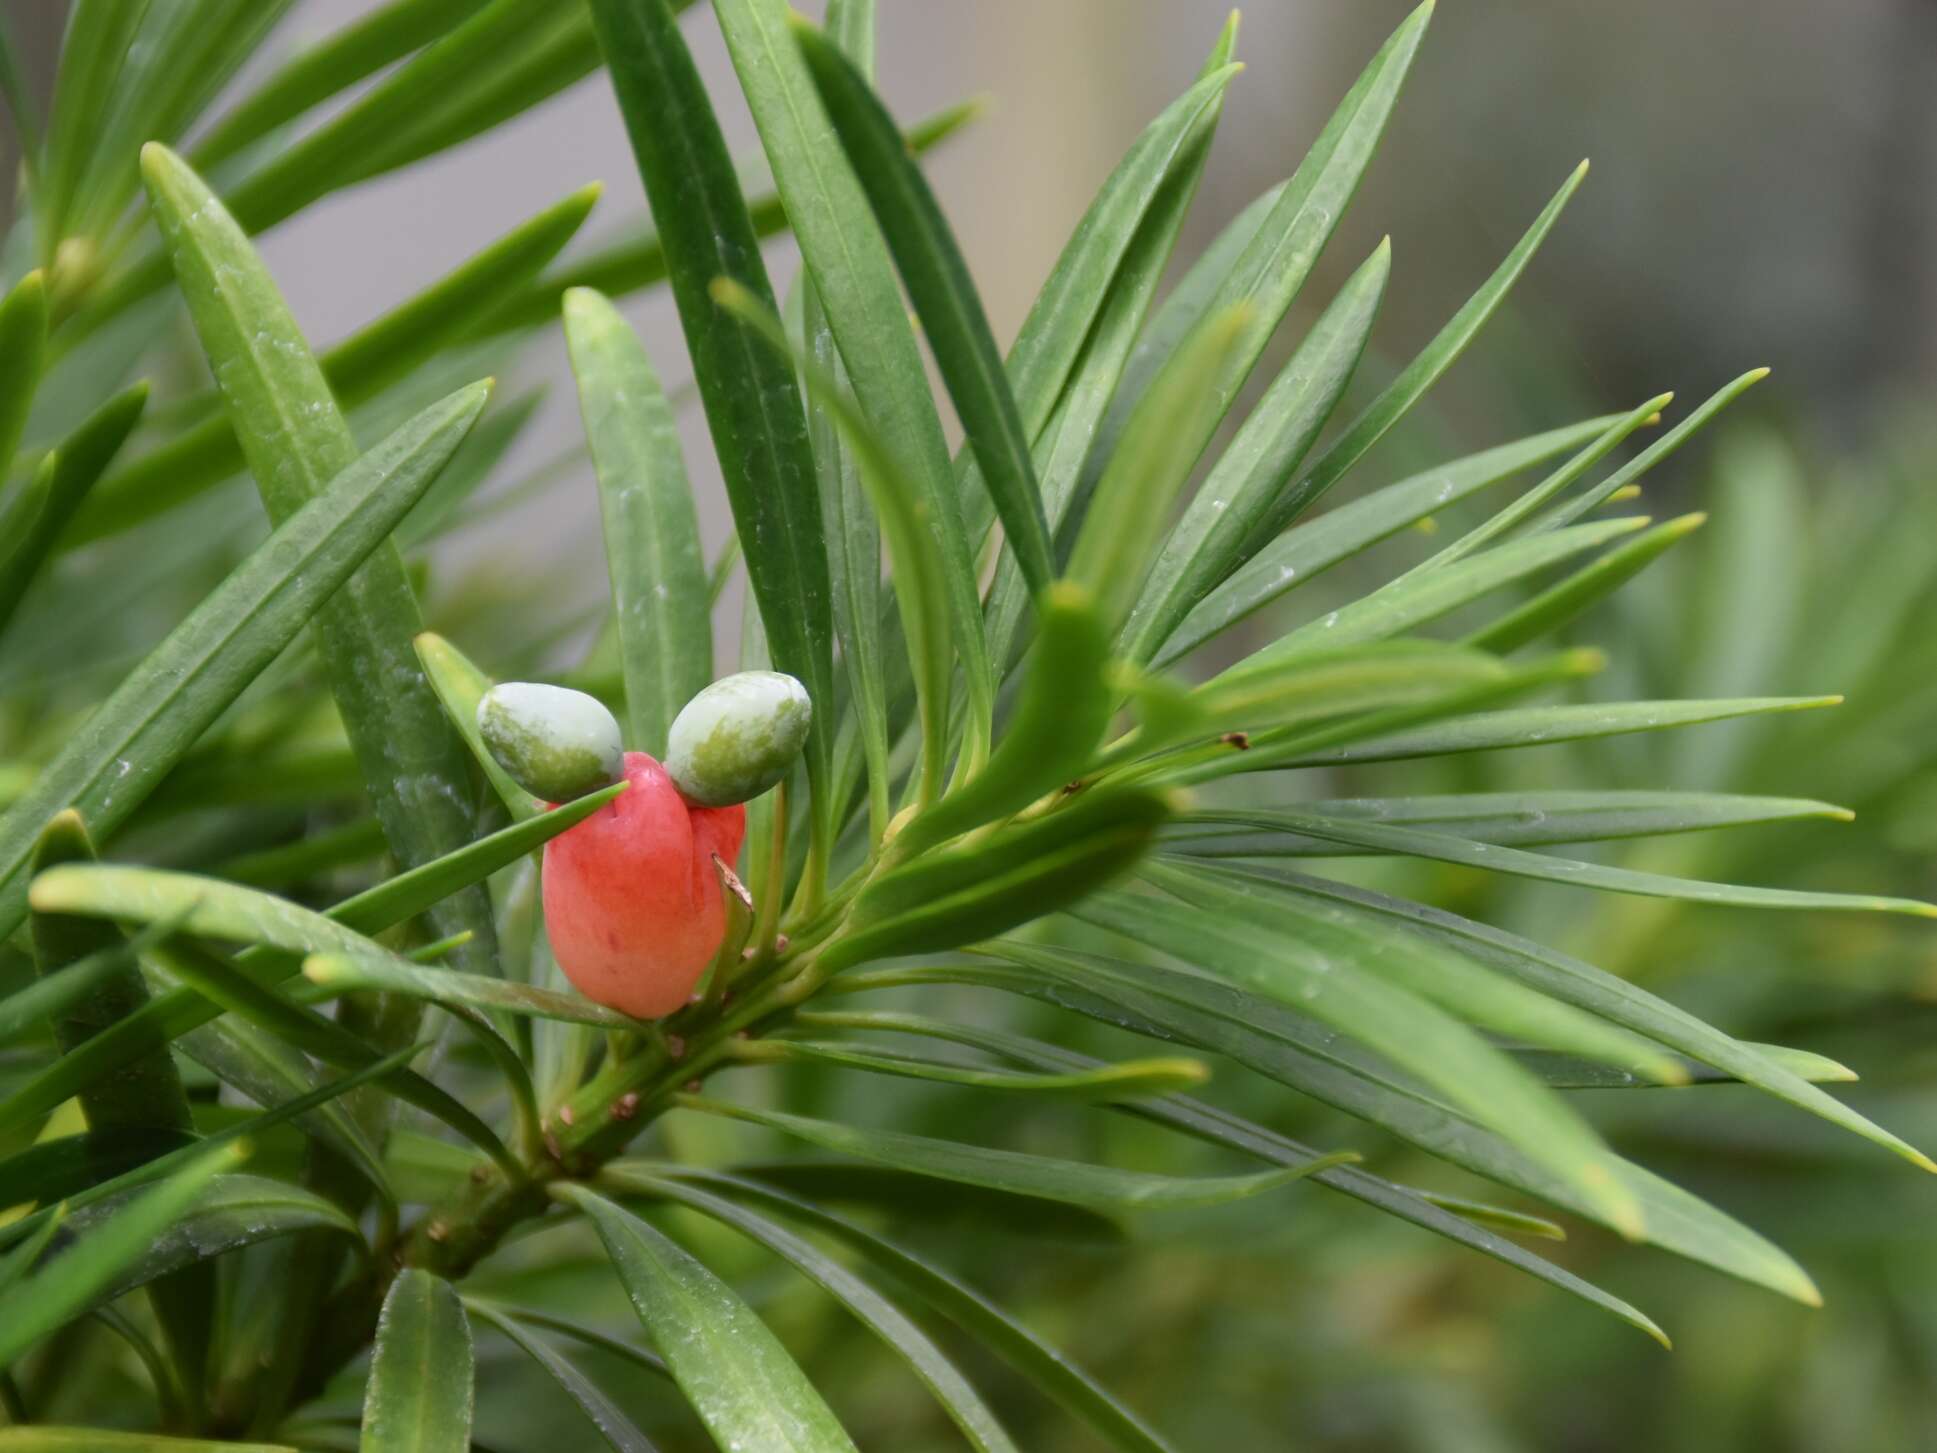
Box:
753;1028;1208;1101
1282;694;1844;767
0;383;489;941
1240;811;1937;917
0;383;146;633
0;1141;242;1368
78;187;596;543
1162;414;1625;663
1465;513;1707;651
792;15;1054;591
563;288;710;756
1076;885;1645;1235
894;582;1113;857
1123;239;1390;661
675;1095;1350;1212
463;1301;659;1453
302;954;635;1029
143;143;497;976
0;270;46;471
719;0;992;756
645;1167;1182;1453
0;790;613;1135
559;1184;860;1453
414;631;543;819
610;1170;1019;1453
589;0;834;810
362;1269;474;1453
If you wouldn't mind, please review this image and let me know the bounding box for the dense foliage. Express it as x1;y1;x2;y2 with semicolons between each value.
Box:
0;2;1927;1450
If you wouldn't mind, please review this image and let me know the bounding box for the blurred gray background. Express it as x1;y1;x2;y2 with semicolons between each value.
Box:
6;0;1935;606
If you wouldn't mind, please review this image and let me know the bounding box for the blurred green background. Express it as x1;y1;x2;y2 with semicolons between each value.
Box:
4;3;1935;1449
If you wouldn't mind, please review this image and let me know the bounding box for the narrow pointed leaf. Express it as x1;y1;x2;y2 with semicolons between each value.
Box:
564;288;710;755
610;1171;1019;1453
0;270;46;470
464;1300;660;1453
559;1184;859;1453
1125;239;1390;660
1164;414;1626;663
1465;513;1706;652
362;1270;474;1453
0;786;615;1135
142;143;496;977
302;954;635;1029
791;16;1053;591
675;1095;1347;1212
1244;811;1937;917
0;384;489;941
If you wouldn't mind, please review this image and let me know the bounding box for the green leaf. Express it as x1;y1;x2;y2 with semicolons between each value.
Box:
486;97;979;336
894;582;1113;857
1516;1044;1856;1090
680;1171;1185;1452
674;1095;1349;1213
1238;811;1937;918
718;0;993;760
28;811;194;1137
981;37;1240;672
1162;414;1626;664
1174;789;1852;854
77;186;595;544
26;877;518;1173
1401;394;1671;577
0;383;489;942
1228;518;1646;677
1247;159;1593;555
1122;239;1390;661
0;1129;197;1213
1075;885;1645;1236
829;787;1172;968
849;1008;1667;1346
37;0;150;261
1281;694;1845;767
0;1432;297;1452
362;1270;474;1453
2;933;149;1045
1525;369;1770;533
192;0;497;170
0;788;613;1137
1146;859;1682;1083
61;0;298;248
141;143;497;977
413;632;543;819
463;1301;660;1453
609;1170;1019;1453
51;1171;362;1318
0;270;46;470
1079;0;1433;577
934;944;1817;1301
1257;866;1937;1173
712;279;956;807
564;288;711;755
754;1025;1208;1101
0;382;146;633
1;1046;420;1246
558;1183;860;1453
0;1140;242;1368
1465;512;1706;651
589;0;834;815
802;279;889;838
1066;303;1255;634
301;954;635;1029
152;937;518;1176
791;14;1054;593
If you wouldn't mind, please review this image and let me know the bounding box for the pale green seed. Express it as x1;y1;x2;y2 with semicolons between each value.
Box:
478;682;625;803
665;671;812;807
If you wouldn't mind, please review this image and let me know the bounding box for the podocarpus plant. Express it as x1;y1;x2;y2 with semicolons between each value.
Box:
0;2;1930;1449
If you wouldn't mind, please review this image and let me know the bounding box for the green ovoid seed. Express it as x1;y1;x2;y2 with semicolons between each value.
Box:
665;670;812;807
478;682;625;803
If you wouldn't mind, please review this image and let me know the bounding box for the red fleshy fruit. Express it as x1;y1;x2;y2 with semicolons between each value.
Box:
542;752;746;1018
